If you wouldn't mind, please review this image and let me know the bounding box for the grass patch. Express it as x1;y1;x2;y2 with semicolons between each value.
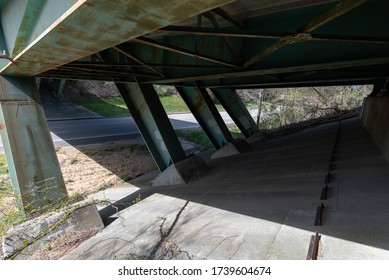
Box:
159;96;190;113
0;182;12;193
0;208;24;237
75;96;228;117
159;96;224;113
74;97;129;117
227;123;244;140
175;129;213;150
83;143;148;156
175;124;244;150
0;154;8;175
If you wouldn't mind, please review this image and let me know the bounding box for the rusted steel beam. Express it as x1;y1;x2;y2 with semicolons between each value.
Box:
112;45;165;77
320;184;329;200
307;231;321;260
244;0;369;68
244;40;288;68
67;61;230;69
56;65;160;78
201;76;385;89
145;56;389;84
211;88;258;138
101;49;186;171
1;0;236;76
314;203;326;226
11;0;46;56
0;76;68;214
158;26;281;40
212;7;245;29
116;81;187;171
298;0;368;33
133;36;239;68
311;34;389;45
177;86;233;150
158;26;389;45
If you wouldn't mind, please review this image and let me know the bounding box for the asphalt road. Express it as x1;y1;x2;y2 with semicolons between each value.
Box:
0;111;257;150
49;113;201;147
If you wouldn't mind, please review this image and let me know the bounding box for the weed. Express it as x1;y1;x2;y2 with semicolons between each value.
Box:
68;192;85;203
98;182;112;191
120;176;133;182
99;144;148;155
0;166;8;174
0;206;24;237
175;129;213;150
0;154;8;174
0;182;12;193
132;194;141;205
69;158;78;165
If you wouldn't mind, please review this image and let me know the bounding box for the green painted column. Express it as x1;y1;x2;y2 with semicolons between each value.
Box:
115;81;187;171
0;75;68;214
177;86;233;149
211;88;259;138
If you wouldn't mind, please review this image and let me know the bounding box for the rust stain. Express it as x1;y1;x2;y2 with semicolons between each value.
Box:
1;0;235;76
0;122;5;130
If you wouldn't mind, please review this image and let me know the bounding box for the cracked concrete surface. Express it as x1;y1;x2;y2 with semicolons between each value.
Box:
62;118;389;260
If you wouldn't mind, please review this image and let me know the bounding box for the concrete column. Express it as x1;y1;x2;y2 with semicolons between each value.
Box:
211;88;258;138
360;95;389;162
0;75;67;214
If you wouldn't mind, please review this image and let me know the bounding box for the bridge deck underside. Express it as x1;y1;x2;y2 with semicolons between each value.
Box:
0;0;387;89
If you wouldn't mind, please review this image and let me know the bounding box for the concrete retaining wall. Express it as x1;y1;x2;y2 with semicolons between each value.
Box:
360;96;389;162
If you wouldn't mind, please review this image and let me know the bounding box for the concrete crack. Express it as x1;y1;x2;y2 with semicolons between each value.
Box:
229;239;246;260
149;200;189;259
265;209;290;259
206;235;238;259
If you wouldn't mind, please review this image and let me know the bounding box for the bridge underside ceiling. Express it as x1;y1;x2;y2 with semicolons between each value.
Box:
1;0;389;89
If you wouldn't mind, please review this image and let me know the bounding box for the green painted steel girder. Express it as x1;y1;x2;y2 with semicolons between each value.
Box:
11;0;46;56
0;75;68;214
211;88;258;138
101;48;187;171
177;86;233;149
115;81;187;171
0;0;235;76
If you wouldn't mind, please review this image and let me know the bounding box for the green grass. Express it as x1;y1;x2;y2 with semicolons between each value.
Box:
175;124;244;150
175;129;213;150
0;154;7;174
159;96;190;113
75;97;129;117
226;123;244;140
160;96;224;113
75;96;227;117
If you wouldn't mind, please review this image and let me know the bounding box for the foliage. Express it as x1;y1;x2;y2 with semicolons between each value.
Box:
153;85;178;96
238;85;371;130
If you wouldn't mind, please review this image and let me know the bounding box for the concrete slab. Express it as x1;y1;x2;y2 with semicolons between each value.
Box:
152;155;208;186
211;142;240;159
61;118;389;260
321;212;389;259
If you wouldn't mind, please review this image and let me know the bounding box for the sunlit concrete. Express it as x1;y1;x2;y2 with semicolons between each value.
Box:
62;118;389;260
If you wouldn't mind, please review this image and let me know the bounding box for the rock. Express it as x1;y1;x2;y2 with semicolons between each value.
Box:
2;200;104;259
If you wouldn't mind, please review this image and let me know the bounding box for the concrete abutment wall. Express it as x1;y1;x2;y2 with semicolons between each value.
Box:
360;96;389;162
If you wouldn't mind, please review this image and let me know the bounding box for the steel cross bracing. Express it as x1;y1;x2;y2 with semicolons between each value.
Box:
31;0;389;89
